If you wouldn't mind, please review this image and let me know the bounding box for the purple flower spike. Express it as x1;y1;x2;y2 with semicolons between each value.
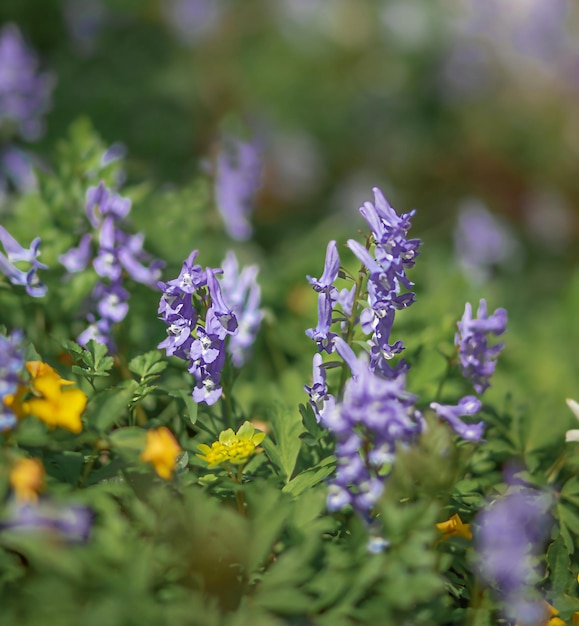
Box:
430;396;485;442
219;251;263;367
215;133;263;241
0;24;55;142
307;240;340;295
455;299;507;394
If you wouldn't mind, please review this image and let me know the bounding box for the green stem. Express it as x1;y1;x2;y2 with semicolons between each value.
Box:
338;262;367;396
434;350;457;403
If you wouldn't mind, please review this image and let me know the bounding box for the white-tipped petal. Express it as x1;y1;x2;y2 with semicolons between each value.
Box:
565;429;579;443
566;398;579;421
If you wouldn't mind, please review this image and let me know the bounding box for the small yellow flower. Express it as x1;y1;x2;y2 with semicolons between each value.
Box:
436;513;472;540
140;427;182;479
24;374;87;433
9;457;45;502
3;361;87;433
196;421;266;469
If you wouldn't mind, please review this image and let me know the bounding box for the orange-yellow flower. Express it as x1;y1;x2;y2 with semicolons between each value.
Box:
436;513;472;540
24;373;87;433
140;427;182;479
9;457;45;502
5;361;88;433
196;421;266;469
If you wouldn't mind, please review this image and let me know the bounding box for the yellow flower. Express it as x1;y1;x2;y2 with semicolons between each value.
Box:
140;427;182;479
436;513;472;540
9;457;45;502
26;361;75;386
3;361;87;432
24;373;87;433
196;421;266;468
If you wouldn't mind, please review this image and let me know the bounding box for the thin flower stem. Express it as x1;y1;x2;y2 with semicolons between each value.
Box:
337;260;368;396
434;350;457;403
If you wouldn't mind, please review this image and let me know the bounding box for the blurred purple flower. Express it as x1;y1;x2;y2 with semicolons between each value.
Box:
0;23;54;142
219;251;263;367
430;395;485;442
0;225;47;297
162;0;225;45
1;500;92;542
455;299;507;394
0;329;24;432
215;134;263;241
475;489;552;625
454;199;519;283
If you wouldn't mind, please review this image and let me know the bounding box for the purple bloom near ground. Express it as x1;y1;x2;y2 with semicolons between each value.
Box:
475;489;552;625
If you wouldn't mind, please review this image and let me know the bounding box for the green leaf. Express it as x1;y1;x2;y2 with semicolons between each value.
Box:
84;381;138;432
262;406;305;483
168;389;198;425
109;427;147;452
128;351;167;379
547;535;572;594
282;456;335;496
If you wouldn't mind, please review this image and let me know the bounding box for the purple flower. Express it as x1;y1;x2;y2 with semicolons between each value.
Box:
430;395;485;442
475;489;552;625
162;0;225;45
306;292;336;354
304;353;335;423
0;329;24;432
62;181;164;350
59;233;92;273
1;501;92;542
324;352;422;520
0;225;47;297
158;250;242;406
215;133;263;241
454;200;519;283
0;24;55;142
455;299;507;394
0;145;37;194
307;240;340;297
219;251;263;367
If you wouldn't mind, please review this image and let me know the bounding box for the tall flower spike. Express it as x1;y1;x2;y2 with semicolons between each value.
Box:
215;133;263;241
455;299;507;394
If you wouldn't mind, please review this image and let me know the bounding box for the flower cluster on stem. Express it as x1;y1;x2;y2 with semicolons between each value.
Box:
304;187;423;524
158;250;262;405
59;181;164;351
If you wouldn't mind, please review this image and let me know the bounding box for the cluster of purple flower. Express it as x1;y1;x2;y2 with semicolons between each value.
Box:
0;226;47;297
158;250;262;405
305;188;423;522
325;338;423;518
0;24;55;195
214;133;263;242
430;299;507;442
59;182;164;351
475;489;551;625
0;329;24;432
